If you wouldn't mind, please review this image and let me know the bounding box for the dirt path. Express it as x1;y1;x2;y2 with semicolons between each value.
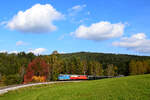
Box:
0;81;80;95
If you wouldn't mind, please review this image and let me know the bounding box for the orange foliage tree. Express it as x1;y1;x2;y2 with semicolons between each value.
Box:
24;57;49;84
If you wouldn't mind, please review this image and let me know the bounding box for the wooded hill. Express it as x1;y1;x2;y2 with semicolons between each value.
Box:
58;52;150;75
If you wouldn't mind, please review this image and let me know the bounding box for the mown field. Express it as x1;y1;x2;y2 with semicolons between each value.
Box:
0;74;150;100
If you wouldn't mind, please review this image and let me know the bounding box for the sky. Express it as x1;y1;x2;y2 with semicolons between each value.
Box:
0;0;150;55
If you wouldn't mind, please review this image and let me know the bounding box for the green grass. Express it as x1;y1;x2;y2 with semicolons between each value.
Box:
0;74;150;100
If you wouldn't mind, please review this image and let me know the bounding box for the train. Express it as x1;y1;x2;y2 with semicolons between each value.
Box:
58;74;121;80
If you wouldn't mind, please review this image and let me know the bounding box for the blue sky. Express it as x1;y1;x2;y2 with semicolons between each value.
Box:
0;0;150;55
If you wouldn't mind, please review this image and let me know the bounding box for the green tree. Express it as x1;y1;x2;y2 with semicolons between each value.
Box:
129;60;137;75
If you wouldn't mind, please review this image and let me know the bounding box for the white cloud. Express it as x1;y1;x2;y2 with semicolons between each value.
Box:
70;18;88;24
67;4;90;24
0;50;18;54
28;48;47;55
59;51;66;54
7;4;64;33
9;51;18;54
58;34;66;40
0;50;7;53
72;4;86;11
112;33;150;53
16;41;27;46
71;21;125;41
68;4;86;16
0;48;47;55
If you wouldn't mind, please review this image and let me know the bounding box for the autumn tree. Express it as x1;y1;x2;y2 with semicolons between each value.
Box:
129;60;137;75
93;61;103;76
105;64;116;76
136;61;144;74
143;60;150;73
44;55;63;81
87;61;94;75
24;57;48;83
81;60;88;75
52;50;59;55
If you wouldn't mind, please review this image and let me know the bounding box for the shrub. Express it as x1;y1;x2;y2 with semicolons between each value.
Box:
4;74;22;85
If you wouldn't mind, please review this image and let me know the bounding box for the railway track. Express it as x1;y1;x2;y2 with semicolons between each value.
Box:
0;81;81;95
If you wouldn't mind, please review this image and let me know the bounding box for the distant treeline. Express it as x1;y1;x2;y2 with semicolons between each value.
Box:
0;51;150;85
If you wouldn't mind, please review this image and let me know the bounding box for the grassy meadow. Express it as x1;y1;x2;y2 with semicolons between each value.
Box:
0;74;150;100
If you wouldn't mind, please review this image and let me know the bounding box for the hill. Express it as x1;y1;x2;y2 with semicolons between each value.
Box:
57;52;150;75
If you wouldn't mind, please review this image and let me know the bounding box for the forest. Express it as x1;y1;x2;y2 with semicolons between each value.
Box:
0;51;150;85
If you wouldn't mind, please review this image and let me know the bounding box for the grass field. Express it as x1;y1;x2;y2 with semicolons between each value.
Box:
0;74;150;100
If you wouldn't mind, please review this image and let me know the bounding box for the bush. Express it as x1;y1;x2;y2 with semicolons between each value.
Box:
32;76;46;83
4;74;22;85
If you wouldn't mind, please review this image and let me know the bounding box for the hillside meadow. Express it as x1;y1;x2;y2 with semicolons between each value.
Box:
0;74;150;100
